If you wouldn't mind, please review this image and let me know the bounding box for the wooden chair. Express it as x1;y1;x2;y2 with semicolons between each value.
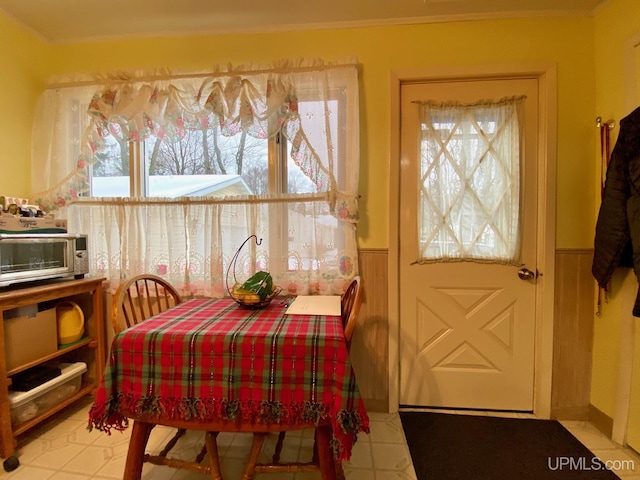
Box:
340;276;363;350
112;273;183;334
113;274;224;478
251;276;364;478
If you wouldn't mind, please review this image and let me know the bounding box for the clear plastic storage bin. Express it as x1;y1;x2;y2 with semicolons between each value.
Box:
9;362;87;425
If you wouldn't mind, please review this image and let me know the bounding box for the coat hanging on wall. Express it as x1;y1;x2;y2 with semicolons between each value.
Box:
592;105;640;316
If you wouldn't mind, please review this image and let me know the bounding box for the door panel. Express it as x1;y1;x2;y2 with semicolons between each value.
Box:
399;78;539;411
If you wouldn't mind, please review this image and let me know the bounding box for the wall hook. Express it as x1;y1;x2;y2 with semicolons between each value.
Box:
596;116;616;129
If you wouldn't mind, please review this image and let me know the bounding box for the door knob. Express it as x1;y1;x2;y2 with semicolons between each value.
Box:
518;268;536;280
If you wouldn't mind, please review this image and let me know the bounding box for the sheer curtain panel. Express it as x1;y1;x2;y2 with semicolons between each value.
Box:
415;96;525;264
68;194;357;296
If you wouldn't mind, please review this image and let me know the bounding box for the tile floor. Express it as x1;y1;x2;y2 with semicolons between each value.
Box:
1;398;639;479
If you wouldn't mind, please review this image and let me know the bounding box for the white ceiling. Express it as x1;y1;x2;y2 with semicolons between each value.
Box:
0;0;607;44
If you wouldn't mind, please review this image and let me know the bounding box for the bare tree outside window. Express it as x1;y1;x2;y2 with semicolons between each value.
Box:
91;125;318;197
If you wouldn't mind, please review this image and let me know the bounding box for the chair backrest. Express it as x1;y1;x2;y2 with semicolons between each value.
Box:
112;274;183;334
341;276;363;349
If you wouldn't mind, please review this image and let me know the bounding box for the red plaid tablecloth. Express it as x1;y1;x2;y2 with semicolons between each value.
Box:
88;298;369;460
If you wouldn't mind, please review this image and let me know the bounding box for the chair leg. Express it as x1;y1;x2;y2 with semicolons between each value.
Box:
195;444;208;463
241;433;267;480
312;437;318;463
272;431;286;462
158;428;186;457
123;421;154;480
315;425;337;480
204;431;223;480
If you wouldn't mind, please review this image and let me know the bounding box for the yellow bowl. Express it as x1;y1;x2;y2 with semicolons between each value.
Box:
56;301;85;345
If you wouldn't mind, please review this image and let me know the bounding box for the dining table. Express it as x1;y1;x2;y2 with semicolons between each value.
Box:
87;296;370;479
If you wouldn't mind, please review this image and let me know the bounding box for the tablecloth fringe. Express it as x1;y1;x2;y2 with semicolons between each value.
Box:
87;393;369;460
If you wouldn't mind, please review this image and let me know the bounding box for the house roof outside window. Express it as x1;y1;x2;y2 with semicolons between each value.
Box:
91;175;253;198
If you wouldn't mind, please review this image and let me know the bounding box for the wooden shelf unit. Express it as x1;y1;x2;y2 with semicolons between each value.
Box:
0;277;106;469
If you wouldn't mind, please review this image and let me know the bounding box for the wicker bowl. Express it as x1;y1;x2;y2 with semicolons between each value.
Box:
229;283;282;309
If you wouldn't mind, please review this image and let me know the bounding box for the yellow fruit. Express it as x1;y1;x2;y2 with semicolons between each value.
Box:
243;294;260;303
232;287;260;303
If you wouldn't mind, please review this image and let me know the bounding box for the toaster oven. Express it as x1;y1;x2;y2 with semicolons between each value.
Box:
0;233;89;288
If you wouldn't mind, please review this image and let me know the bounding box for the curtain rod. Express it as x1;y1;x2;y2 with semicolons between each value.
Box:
45;61;359;90
67;193;330;207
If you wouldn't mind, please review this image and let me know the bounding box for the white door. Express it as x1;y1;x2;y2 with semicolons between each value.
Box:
399;78;539;411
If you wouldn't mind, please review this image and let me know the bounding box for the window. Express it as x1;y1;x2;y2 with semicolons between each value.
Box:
89;99;332;198
32;60;361;296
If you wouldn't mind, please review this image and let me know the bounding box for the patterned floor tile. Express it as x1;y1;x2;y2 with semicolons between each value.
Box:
3;401;640;480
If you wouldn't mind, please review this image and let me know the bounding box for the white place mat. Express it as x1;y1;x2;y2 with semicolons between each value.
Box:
284;295;341;316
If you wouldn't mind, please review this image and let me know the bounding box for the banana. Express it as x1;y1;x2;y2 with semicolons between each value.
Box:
232;287;261;304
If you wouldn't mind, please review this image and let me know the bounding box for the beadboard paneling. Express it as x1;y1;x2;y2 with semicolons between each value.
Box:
551;249;595;420
351;248;389;412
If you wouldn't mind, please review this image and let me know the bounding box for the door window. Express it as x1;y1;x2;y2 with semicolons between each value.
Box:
416;96;525;264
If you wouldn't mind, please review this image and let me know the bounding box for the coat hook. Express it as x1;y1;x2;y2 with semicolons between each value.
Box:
596;116;616;129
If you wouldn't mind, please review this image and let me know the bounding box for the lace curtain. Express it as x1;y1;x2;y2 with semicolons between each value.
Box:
67;194;357;297
415;96;525;264
31;59;360;295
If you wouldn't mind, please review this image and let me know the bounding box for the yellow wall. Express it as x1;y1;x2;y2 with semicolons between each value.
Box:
2;16;596;249
591;0;640;420
2;0;638;430
0;15;51;197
